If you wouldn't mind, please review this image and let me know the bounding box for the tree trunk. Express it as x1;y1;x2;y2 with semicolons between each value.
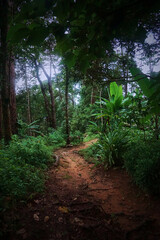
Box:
121;43;128;97
8;52;18;135
71;93;75;108
24;64;32;135
40;64;56;129
0;0;12;143
91;86;96;104
56;76;63;101
34;61;51;127
65;65;70;145
99;88;103;126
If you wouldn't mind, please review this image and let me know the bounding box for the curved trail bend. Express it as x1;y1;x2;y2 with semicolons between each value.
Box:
13;140;160;240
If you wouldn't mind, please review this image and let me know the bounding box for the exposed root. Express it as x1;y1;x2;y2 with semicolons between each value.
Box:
53;154;60;167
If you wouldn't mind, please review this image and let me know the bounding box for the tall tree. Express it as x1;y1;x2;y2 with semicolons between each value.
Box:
0;0;18;142
34;60;52;127
24;63;32;131
65;65;70;145
8;53;17;134
0;0;12;143
39;63;56;129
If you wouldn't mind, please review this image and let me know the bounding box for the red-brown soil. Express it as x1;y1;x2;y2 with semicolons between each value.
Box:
3;140;160;240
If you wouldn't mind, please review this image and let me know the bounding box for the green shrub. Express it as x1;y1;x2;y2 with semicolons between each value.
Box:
98;127;129;167
124;140;160;195
70;130;84;145
43;129;66;149
80;127;128;168
0;153;45;212
0;135;54;211
8;136;52;168
0;158;44;201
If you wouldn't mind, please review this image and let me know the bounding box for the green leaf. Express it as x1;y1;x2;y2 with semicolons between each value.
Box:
130;66;155;98
64;52;77;68
27;27;49;45
110;82;118;97
7;24;28;43
70;15;85;27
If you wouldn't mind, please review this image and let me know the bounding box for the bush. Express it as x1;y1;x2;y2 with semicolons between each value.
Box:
80;127;128;168
70;130;84;145
0;157;44;203
70;105;93;134
124;140;160;195
43;129;66;149
98;127;129;167
8;136;53;168
0;135;54;211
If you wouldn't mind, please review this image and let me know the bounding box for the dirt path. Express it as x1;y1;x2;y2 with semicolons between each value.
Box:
9;140;160;240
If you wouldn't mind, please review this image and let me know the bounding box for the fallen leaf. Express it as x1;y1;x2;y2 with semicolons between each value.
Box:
34;199;40;204
33;213;39;221
44;216;50;222
58;206;69;213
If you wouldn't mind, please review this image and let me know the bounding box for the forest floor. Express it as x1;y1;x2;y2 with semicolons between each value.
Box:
5;140;160;240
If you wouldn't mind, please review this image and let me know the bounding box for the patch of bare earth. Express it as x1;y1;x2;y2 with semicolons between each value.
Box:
4;140;160;240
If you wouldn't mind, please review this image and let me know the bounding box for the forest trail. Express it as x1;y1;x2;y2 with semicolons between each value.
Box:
11;140;160;240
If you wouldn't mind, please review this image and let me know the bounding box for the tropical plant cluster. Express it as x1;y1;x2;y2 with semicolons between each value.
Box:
80;80;160;195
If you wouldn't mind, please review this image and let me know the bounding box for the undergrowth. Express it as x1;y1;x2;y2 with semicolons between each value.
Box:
79;143;100;164
43;129;66;149
0;136;52;212
0;130;66;212
80;128;160;195
70;130;84;145
83;132;99;142
124;139;160;195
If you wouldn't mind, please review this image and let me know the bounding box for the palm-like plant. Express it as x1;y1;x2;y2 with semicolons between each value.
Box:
96;82;124;122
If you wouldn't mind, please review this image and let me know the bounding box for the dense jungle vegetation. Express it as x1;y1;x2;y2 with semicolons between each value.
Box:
0;0;160;238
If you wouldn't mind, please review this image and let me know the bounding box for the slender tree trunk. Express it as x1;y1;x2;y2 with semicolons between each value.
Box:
65;66;70;145
121;43;128;97
34;61;51;127
91;86;96;104
24;64;32;135
53;62;63;101
71;93;75;108
8;52;17;134
56;77;63;101
99;88;103;126
40;64;56;129
0;0;12;143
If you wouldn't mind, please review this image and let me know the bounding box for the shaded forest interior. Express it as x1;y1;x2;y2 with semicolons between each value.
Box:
0;0;160;239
